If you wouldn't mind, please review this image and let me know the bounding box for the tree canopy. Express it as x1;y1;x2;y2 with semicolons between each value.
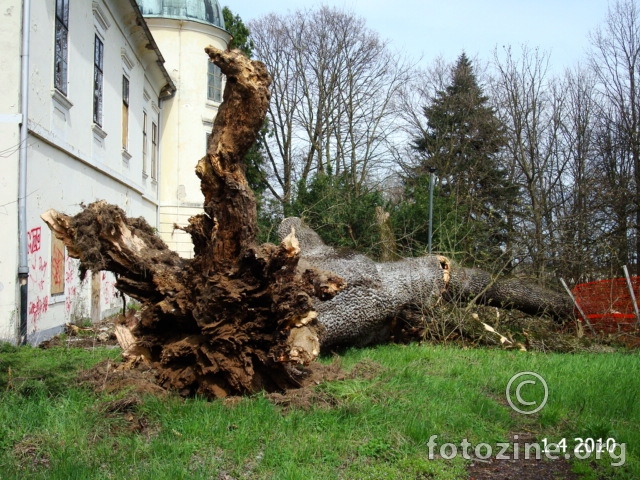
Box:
227;1;640;283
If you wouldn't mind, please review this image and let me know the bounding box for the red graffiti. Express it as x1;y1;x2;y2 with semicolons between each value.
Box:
101;272;119;307
27;227;41;254
28;296;49;323
65;256;76;284
65;286;77;314
29;256;48;292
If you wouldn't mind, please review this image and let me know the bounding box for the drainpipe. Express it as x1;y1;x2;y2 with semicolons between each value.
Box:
18;0;31;345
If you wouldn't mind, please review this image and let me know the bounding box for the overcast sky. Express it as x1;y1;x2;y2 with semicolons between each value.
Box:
225;0;611;73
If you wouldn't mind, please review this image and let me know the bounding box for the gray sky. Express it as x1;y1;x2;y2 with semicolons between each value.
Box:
225;0;611;72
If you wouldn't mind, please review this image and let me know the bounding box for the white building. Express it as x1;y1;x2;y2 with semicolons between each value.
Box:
1;0;228;344
137;0;231;258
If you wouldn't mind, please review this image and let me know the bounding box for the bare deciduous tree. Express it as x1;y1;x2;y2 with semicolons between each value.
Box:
491;46;567;281
249;6;411;207
589;0;640;272
554;67;602;281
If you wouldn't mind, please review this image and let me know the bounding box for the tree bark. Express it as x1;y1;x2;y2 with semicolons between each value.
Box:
447;267;573;319
276;218;573;348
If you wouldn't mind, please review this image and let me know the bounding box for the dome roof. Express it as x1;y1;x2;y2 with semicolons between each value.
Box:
137;0;225;29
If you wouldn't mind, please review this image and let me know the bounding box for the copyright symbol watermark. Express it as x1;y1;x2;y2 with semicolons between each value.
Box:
506;371;548;415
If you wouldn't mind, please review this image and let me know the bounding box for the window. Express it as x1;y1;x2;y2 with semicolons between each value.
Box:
142;111;148;175
93;35;104;126
50;236;65;295
122;76;129;150
54;0;69;95
151;122;158;180
207;62;222;102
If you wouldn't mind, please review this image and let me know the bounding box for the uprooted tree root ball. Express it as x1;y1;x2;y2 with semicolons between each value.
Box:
42;46;575;400
41;48;345;398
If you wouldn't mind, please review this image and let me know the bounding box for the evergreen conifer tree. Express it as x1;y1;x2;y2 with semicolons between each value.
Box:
412;53;516;265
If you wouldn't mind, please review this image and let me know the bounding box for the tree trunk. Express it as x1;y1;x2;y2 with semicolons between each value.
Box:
41;47;573;399
447;267;573;318
276;217;573;349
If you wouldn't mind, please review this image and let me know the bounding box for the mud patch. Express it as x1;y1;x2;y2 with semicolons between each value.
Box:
466;433;581;480
78;358;167;397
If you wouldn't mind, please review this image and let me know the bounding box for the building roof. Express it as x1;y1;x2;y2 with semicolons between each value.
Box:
136;0;225;29
127;0;176;99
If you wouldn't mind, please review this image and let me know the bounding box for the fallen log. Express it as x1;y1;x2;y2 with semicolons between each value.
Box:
41;46;572;399
277;217;451;347
448;267;573;319
276;218;573;348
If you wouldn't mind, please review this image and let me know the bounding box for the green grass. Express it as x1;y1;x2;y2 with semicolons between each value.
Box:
0;342;638;478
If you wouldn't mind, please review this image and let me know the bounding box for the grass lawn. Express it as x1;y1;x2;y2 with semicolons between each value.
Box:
0;341;638;479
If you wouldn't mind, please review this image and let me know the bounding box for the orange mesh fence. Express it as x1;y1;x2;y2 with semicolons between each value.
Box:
572;277;640;333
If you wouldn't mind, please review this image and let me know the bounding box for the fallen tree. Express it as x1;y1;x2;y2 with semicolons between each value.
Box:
41;46;573;399
42;47;347;398
275;218;573;348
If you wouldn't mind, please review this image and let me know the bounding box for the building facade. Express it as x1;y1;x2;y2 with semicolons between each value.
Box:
137;0;231;258
0;0;226;344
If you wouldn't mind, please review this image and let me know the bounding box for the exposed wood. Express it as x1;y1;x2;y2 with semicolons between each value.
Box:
91;272;101;324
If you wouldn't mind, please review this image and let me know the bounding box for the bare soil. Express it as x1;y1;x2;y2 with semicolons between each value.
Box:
39;316;121;349
464;433;583;480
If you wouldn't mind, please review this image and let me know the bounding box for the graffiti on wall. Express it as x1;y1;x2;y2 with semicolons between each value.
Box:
25;225;120;330
27;226;41;254
27;227;48;331
65;256;77;316
64;255;90;321
101;271;120;310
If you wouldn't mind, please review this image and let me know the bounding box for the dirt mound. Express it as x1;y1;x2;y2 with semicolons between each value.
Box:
77;354;385;413
78;358;166;397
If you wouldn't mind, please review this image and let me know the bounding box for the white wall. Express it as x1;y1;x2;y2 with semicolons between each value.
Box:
146;18;230;258
0;0;23;341
0;0;172;344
